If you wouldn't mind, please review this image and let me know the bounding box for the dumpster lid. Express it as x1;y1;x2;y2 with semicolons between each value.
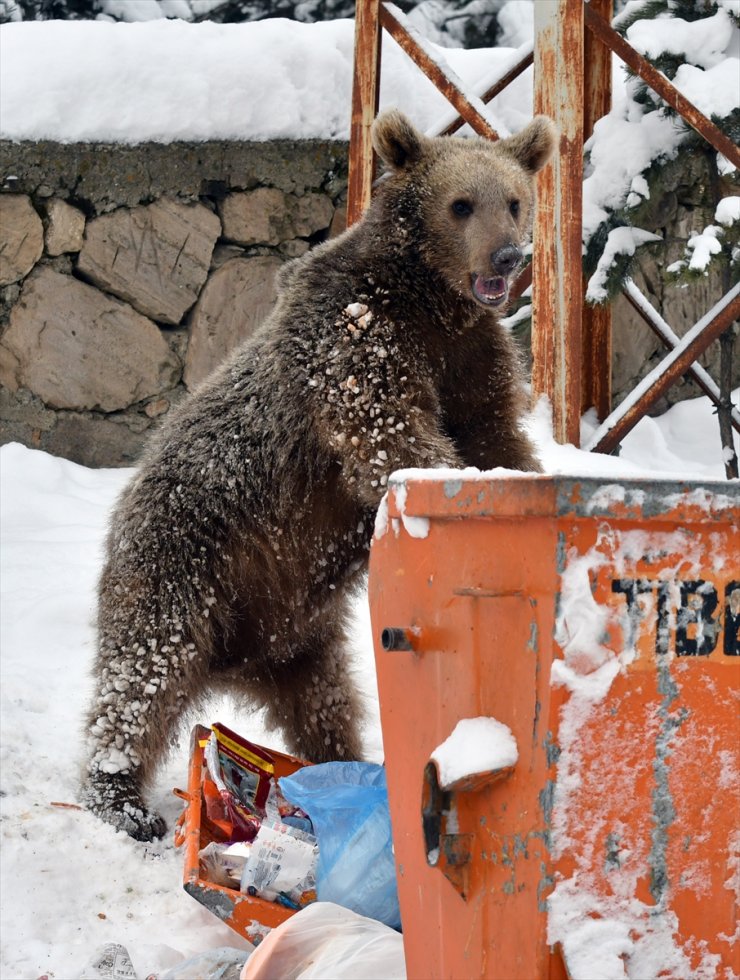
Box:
382;471;739;523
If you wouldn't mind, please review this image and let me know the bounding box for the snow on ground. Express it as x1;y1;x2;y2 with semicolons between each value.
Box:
1;393;737;979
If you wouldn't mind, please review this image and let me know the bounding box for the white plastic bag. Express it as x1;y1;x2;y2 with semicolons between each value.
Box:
241;902;405;980
157;946;252;980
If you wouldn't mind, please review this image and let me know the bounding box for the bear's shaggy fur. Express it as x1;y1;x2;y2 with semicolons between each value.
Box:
81;110;556;840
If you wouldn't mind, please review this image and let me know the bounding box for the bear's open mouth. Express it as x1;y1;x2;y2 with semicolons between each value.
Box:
471;274;509;307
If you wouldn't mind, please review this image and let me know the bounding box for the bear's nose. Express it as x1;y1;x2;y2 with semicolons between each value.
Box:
490;244;522;276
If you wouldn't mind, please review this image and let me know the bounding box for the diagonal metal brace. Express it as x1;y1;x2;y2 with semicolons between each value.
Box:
585;284;740;454
622;279;740;435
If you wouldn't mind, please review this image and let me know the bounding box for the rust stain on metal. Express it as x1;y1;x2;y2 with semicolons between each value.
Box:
379;4;499;141
531;0;584;446
581;298;612;419
593;288;740;454
581;0;613;421
347;0;382;226
585;4;740;169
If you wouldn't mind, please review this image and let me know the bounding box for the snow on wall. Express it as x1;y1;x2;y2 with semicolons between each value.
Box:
0;18;534;144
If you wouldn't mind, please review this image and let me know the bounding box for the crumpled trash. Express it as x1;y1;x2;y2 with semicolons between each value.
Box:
240;902;405;980
80;944;139;980
279;762;400;929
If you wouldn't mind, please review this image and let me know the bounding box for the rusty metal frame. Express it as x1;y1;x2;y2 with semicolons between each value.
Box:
583;4;740;169
581;0;613;422
379;3;500;140
348;0;739;453
621;280;740;435
531;0;586;445
347;0;382;227
579;3;740;454
584;285;740;454
438;45;534;138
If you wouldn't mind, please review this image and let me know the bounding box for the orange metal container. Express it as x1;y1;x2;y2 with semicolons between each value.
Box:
369;474;739;980
175;725;308;944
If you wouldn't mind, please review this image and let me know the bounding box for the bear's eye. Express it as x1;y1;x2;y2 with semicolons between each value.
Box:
451;199;473;217
509;200;520;219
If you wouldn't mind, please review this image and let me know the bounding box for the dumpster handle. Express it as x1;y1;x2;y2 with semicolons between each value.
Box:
422;762;473;900
422;761;448;865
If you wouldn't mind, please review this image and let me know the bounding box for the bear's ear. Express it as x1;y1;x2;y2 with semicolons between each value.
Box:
498;116;558;174
372;110;426;171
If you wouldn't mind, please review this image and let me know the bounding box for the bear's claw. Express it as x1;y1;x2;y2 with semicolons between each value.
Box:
81;773;167;842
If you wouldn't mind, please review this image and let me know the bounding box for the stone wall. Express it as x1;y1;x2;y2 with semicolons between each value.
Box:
0;140;348;466
0;138;736;467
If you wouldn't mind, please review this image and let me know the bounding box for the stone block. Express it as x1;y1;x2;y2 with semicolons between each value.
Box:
45;199;86;255
0;384;56;434
77;198;220;324
0;194;43;285
0;267;181;411
184;255;281;389
48;412;149;467
219;188;334;246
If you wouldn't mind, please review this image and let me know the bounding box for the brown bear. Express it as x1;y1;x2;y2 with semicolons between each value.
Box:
81;109;556;840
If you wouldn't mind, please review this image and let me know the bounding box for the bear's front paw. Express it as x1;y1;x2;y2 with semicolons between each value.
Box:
82;772;167;842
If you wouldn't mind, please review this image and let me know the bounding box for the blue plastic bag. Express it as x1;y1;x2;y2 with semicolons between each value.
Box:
279;762;401;930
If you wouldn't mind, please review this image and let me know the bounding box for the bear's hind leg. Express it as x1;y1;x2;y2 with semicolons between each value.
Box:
250;612;365;764
82;593;213;841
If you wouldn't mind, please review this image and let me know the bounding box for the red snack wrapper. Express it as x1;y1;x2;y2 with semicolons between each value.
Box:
203;722;275;841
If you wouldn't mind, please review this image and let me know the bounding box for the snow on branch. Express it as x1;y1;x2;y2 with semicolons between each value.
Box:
586;227;662;304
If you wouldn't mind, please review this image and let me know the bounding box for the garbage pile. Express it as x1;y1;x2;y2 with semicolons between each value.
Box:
198;723;401;930
199;723;318;911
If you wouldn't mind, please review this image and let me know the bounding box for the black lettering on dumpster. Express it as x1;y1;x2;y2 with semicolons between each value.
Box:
612;579;671;654
725;582;740;656
676;581;719;656
612;579;656;649
612;578;739;658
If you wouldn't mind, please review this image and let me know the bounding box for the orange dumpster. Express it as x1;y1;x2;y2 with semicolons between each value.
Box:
369;474;739;979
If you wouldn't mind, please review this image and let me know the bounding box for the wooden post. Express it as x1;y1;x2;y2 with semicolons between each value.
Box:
532;0;584;445
581;0;612;420
347;0;382;227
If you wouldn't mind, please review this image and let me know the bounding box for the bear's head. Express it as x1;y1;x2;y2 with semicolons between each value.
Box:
372;109;557;311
